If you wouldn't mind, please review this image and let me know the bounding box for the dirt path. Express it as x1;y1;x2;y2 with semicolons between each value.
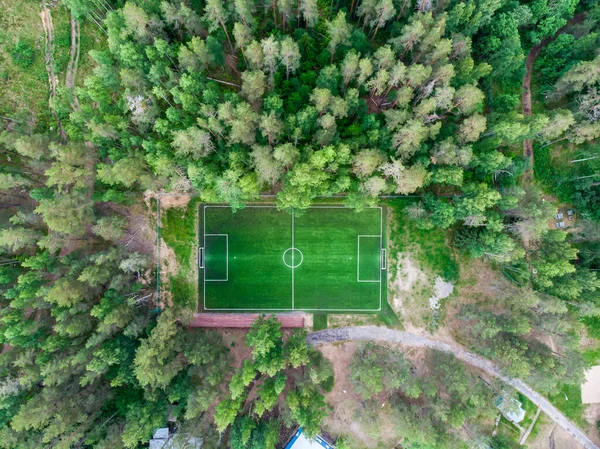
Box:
40;7;66;141
522;12;587;182
307;326;598;449
65;12;81;111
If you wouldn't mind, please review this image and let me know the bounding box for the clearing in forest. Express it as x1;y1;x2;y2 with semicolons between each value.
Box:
199;205;387;312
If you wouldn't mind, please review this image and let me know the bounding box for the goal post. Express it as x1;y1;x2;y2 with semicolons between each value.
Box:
198;247;204;268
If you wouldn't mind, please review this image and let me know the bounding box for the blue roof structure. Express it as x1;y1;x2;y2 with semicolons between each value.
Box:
284;428;334;449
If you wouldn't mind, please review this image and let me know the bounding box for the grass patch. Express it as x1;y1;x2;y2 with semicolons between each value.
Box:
160;197;200;308
377;300;403;329
583;346;600;366
582;316;600;340
169;272;196;308
548;384;586;427
313;314;328;331
51;7;72;75
517;393;539;431
0;2;106;129
161;198;200;267
533;143;574;201
0;0;51;125
496;415;522;443
386;198;459;282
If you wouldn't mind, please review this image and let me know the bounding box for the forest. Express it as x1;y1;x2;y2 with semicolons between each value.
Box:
1;0;600;448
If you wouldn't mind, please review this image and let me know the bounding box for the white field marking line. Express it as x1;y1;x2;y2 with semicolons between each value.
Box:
202;205;383;312
203;205;206;310
204;234;229;281
381;249;387;270
292;211;294;310
203;205;382;209
357;235;382;282
380;206;383;312
203;307;384;312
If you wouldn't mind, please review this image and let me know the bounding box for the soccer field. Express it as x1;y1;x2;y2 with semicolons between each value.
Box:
198;205;387;312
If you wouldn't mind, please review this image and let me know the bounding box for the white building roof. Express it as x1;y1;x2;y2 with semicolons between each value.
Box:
153;428;170;440
495;396;526;423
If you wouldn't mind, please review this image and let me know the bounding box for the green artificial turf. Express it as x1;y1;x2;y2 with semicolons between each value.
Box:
201;205;386;311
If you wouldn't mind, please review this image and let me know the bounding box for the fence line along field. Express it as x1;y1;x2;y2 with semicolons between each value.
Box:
198;205;387;312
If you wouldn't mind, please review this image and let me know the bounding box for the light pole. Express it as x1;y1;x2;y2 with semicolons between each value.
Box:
559;390;569;401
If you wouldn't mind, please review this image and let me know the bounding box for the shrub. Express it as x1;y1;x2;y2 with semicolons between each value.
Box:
10;40;35;68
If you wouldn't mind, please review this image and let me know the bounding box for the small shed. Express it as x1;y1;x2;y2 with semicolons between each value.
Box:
285;428;334;449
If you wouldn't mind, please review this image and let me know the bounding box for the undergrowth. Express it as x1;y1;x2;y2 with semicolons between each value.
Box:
386;198;459;282
160;197;200;308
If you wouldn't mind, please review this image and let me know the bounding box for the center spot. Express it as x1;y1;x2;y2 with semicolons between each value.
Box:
282;248;303;268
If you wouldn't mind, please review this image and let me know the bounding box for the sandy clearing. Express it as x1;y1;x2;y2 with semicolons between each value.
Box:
433;276;454;299
160;194;192;209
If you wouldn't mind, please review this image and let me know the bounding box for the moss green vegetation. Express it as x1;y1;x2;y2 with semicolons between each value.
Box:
0;0;50;123
517;393;540;436
202;205;385;311
548;384;586;427
387;199;459;282
313;314;328;331
583;346;600;365
160;197;200;307
0;2;104;126
582;316;600;340
377;299;403;329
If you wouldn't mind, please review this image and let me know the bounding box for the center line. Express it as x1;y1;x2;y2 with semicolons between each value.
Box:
291;211;295;310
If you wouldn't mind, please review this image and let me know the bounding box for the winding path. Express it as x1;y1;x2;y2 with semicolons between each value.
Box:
307;326;598;449
40;7;66;141
65;12;81;111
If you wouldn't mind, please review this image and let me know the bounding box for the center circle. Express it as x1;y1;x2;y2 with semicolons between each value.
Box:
282;248;303;268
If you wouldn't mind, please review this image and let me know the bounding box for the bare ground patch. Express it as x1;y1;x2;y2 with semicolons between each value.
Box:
160;194;192;209
155;193;198;308
327;314;384;328
391;253;435;330
107;200;157;257
318;342;400;448
584;403;600;446
318;341;477;448
217;329;253;370
528;421;586;449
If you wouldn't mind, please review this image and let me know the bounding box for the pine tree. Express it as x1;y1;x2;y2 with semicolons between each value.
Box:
327;11;352;63
203;0;235;53
280;36;301;79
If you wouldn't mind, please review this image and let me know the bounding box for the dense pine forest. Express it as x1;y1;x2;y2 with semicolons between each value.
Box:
1;0;600;448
